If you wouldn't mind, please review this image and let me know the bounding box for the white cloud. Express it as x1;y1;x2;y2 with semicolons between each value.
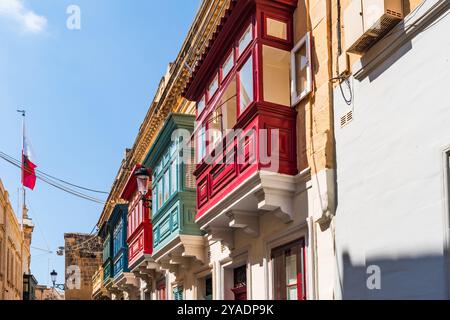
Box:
0;0;47;33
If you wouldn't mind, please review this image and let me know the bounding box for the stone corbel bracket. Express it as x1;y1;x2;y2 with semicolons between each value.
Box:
257;171;297;223
206;227;235;249
179;234;206;264
227;210;259;237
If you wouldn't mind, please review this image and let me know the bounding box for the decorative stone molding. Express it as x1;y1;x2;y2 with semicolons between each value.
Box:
179;235;206;264
227;210;259;237
154;235;206;275
114;272;141;300
206;227;235;249
257;171;297;223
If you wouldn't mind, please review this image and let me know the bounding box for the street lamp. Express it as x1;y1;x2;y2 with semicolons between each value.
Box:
134;167;152;209
49;269;65;296
50;269;57;287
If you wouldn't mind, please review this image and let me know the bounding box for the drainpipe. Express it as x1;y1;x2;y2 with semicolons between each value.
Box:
327;0;339;300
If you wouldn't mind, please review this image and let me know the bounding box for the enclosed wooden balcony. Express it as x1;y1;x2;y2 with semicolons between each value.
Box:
183;0;299;232
143;114;205;269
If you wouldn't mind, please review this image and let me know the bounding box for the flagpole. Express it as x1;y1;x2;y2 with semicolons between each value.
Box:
17;109;27;225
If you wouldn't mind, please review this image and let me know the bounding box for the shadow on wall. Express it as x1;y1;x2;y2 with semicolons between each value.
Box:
359;22;412;83
340;251;448;300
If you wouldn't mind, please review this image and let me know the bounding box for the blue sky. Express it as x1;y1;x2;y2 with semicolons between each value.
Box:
0;0;200;287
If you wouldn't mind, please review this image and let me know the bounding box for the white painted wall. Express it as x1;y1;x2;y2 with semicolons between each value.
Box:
333;6;450;299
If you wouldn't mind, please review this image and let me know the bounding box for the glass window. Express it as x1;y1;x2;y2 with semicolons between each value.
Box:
209;109;222;150
157;178;163;209
197;125;206;162
291;32;312;105
266;18;288;40
295;46;308;96
208;74;219;100
205;277;213;300
263;45;290;106
152;184;157;213
222;52;234;80
197;95;206;115
163;170;170;202
272;239;306;300
239;56;254;113
170;161;177;194
238;25;253;56
220;77;237;130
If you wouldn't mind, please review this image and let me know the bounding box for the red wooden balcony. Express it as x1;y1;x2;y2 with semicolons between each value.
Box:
183;0;299;232
120;165;153;271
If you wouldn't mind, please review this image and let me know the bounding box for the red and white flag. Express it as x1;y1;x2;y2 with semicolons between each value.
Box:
21;124;37;190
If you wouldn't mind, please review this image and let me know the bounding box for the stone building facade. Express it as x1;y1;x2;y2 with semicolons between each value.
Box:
35;285;64;300
0;179;33;300
93;0;450;300
64;233;102;300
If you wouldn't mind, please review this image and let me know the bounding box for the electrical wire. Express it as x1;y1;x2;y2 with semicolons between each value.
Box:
0;151;106;204
36;170;108;194
338;78;353;106
31;246;53;253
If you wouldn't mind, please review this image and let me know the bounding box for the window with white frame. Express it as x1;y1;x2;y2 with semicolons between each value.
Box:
170;160;177;195
197;95;206;115
197;125;206;162
239;55;254;113
157;178;163;210
222;51;234;81
238;25;253;56
163;169;170;202
290;32;312;106
208;74;219;101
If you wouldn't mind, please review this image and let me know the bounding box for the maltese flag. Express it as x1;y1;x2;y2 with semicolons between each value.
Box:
21;125;37;190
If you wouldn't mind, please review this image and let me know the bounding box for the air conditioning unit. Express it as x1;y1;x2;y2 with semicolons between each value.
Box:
344;0;403;55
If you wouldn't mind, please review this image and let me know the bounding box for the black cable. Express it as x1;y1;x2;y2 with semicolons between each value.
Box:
0;150;108;194
0;151;106;204
339;78;353;106
37;170;108;194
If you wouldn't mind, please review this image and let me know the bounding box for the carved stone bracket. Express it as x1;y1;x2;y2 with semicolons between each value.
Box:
206;227;234;249
257;171;296;223
227;210;259;237
179;235;206;264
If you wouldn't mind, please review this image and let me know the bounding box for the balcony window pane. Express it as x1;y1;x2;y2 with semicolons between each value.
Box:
197;126;206;162
291;33;312;105
220;77;237;130
239;56;254;113
197;95;206;115
170;161;177;194
157;178;163;209
222;52;234;80
152;184;157;213
208;74;219;100
238;25;253;56
209;109;222;150
295;45;308;96
164;169;170;202
266;18;287;40
263;45;290;106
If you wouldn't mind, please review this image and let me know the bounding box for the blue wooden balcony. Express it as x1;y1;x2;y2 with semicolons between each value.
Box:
110;204;129;279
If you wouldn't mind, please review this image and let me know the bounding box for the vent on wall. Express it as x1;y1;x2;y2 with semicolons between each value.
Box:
344;0;404;55
340;110;354;128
